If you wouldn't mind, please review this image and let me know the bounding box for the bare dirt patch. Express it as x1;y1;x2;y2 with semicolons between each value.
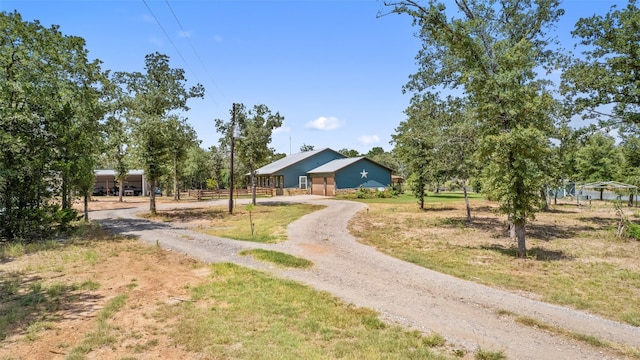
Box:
74;195;193;212
0;238;210;360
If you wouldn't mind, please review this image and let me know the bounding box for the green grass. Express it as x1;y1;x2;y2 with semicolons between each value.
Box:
150;203;325;243
155;263;452;359
0;240;59;259
239;249;313;268
339;191;484;205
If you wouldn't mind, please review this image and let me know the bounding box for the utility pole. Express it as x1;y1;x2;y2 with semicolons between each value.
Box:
229;103;236;214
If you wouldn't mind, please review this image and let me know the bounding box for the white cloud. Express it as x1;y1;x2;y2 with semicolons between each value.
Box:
148;36;163;47
141;13;154;23
305;116;343;131
178;30;191;38
357;135;380;145
273;125;291;134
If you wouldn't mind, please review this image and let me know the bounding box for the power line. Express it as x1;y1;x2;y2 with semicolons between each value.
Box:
164;0;226;107
141;0;207;102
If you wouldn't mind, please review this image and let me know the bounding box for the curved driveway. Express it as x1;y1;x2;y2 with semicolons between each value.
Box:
90;196;640;360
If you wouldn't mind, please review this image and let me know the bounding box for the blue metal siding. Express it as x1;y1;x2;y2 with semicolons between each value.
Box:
335;159;392;189
278;150;345;188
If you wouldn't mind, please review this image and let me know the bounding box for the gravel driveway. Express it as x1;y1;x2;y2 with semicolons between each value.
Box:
90;196;640;360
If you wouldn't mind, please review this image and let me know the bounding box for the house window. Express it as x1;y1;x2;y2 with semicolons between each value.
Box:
299;176;308;189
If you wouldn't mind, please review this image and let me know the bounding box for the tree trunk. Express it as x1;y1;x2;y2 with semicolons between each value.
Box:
61;175;69;210
149;179;157;215
515;220;526;258
462;179;471;222
554;190;558;205
508;213;515;241
600;188;604;200
173;152;179;201
546;185;551;209
251;168;257;206
540;188;549;211
118;179;124;202
628;193;634;207
83;192;89;222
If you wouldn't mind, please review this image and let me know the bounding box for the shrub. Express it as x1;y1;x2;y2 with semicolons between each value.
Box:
628;223;640;241
355;187;371;199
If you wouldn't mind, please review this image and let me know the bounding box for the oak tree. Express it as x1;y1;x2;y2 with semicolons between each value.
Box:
0;11;105;239
216;104;284;206
386;0;563;256
115;52;204;214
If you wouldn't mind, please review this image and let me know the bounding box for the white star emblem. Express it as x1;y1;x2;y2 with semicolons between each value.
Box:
360;169;368;178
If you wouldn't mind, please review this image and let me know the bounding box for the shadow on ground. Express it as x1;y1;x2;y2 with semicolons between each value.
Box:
479;244;572;261
96;217;177;237
0;271;105;341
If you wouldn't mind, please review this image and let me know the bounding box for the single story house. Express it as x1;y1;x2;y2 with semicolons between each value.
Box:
94;170;147;196
307;157;393;196
254;148;346;193
253;149;393;196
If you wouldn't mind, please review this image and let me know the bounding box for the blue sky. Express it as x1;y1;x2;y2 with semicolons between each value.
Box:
0;0;627;155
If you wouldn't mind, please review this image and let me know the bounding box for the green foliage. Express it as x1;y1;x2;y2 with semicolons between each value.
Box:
561;0;640;127
366;146;385;157
183;146;216;190
352;187;396;199
576;132;621;183
0;11;106;241
215;103;284;205
166;115;199;199
338;148;360;157
388;0;564;256
115;52;204;213
395;95;478;219
618;135;640;203
356;187;372;199
391;94;438;209
627;223;640;241
299;143;315;152
205;178;217;190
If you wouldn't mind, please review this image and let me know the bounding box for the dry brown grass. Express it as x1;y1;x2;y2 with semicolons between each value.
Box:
349;196;640;325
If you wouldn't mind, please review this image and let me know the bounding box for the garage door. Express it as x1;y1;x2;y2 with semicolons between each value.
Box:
311;177;324;196
326;177;335;196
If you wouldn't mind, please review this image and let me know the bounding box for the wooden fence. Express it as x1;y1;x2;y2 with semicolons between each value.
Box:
186;188;272;200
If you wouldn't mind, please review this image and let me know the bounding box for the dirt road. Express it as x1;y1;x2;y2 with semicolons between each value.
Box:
90;196;640;359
